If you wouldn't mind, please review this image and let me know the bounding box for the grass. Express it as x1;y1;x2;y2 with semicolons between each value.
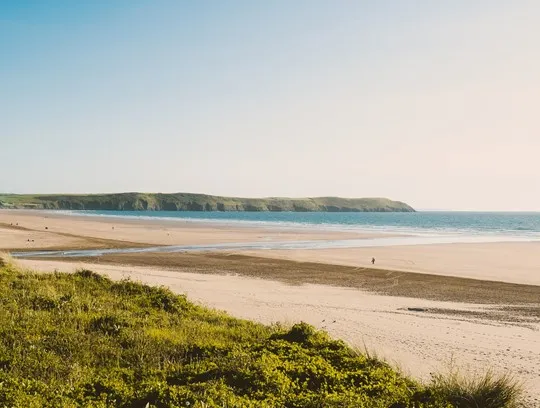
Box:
431;369;522;408
0;257;521;407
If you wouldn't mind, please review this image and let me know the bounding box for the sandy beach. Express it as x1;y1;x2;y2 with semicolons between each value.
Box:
2;209;539;286
0;209;379;250
2;209;540;404
245;242;540;286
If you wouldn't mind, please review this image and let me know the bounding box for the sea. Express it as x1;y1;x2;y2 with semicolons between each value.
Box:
74;210;540;238
15;210;540;258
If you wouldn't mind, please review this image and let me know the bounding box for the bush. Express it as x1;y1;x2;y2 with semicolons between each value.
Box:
74;268;110;282
430;369;522;408
148;286;189;313
271;322;320;345
30;295;58;311
89;315;128;336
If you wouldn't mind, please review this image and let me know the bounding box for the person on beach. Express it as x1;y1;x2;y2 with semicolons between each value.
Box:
371;257;375;265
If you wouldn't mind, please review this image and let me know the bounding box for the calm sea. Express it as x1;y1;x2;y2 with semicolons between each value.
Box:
75;210;540;239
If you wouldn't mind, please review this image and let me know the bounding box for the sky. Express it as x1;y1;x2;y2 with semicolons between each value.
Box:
1;1;539;211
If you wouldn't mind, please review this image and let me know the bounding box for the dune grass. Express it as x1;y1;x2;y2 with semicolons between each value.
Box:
430;369;522;408
0;258;521;407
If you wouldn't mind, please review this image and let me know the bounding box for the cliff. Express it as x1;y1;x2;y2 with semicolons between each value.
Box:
0;193;415;212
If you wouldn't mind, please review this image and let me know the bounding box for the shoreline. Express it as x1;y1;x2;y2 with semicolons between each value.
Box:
7;208;540;243
0;209;376;249
2;209;540;286
3;209;539;403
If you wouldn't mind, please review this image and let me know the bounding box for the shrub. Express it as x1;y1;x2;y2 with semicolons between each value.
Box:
89;315;128;336
270;322;322;345
430;369;522;408
74;269;110;282
30;295;58;311
148;287;188;313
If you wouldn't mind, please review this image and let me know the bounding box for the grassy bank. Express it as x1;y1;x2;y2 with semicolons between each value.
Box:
0;259;520;407
0;193;414;212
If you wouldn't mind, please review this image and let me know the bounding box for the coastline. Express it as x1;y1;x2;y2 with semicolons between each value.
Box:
0;209;377;249
2;209;540;403
2;209;540;285
33;208;540;239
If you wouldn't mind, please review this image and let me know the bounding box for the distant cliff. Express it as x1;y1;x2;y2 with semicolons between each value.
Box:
0;193;415;212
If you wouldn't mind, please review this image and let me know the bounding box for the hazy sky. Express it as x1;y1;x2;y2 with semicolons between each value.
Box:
2;1;539;210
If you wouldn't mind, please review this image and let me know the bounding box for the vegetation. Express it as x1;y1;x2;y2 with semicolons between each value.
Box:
0;193;414;212
0;259;520;407
430;370;522;408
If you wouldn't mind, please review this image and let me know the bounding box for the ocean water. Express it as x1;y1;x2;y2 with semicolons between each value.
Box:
74;210;540;238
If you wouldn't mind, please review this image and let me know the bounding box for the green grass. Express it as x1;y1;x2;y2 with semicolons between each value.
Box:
0;193;414;212
430;369;522;408
0;259;520;407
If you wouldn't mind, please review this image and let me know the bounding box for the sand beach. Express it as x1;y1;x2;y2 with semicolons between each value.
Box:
2;209;539;404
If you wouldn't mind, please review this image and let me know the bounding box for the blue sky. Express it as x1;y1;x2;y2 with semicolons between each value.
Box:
1;1;539;210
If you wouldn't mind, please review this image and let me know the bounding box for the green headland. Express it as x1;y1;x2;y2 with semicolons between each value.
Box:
0;193;415;212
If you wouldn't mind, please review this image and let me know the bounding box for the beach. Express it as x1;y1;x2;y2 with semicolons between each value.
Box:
0;209;378;250
245;242;540;286
3;209;540;286
2;209;540;404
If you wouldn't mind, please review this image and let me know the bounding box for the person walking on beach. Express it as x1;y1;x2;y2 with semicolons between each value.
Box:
371;257;375;265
